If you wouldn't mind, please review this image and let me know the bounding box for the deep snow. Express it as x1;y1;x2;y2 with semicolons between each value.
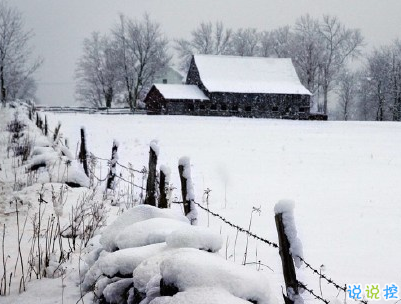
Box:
1;107;400;303
44;112;401;303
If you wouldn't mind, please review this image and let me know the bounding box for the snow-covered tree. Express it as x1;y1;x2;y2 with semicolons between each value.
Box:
231;28;260;56
175;21;232;71
335;70;358;120
0;1;42;104
75;32;120;108
318;15;364;115
113;14;170;109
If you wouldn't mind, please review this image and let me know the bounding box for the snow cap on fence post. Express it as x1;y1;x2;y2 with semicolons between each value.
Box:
274;200;303;268
274;199;303;304
178;156;198;225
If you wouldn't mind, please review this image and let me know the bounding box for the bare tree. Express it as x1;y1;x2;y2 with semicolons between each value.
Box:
292;15;324;98
336;70;358;120
0;1;42;104
319;15;364;114
175;21;232;72
231;28;260;56
75;32;120;108
114;14;170;109
267;26;294;58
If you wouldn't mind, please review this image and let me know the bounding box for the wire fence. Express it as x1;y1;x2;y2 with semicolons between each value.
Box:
35;110;371;304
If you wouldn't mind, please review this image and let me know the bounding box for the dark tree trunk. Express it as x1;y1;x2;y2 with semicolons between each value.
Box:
0;64;6;105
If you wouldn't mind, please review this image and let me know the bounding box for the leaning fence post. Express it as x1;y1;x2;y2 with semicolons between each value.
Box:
178;157;198;224
79;127;89;177
106;140;119;191
274;200;303;304
159;165;171;208
144;140;158;206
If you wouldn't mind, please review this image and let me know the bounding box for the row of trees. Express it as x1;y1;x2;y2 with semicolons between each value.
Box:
3;0;398;121
175;16;364;115
77;14;364;116
0;1;42;105
75;14;170;110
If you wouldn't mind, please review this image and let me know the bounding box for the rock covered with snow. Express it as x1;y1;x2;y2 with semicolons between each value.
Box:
160;248;277;304
166;225;222;252
100;205;189;251
115;218;190;250
149;287;255;304
274;199;303;268
82;243;166;291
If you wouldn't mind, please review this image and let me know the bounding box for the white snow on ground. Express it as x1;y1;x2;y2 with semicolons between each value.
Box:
45;112;401;304
274;199;303;268
149;287;254;304
2;106;401;304
160;248;277;304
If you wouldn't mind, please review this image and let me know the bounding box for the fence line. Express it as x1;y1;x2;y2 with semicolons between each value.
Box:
34;110;369;304
192;200;369;304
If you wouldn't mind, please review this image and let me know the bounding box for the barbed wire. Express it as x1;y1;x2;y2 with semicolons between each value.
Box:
116;161;146;174
298;281;330;304
297;256;346;292
192;200;371;304
192;201;279;248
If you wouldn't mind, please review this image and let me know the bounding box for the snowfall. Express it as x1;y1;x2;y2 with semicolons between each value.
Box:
0;104;400;304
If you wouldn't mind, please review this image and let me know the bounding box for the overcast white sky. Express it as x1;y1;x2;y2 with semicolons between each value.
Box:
12;0;401;105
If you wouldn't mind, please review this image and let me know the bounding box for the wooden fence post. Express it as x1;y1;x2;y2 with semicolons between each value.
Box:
79;127;89;177
106;140;119;191
44;115;48;136
158;165;170;208
178;157;194;217
275;212;299;304
144;141;158;206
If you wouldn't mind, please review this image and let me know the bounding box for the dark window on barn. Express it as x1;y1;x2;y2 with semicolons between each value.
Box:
272;106;279;112
220;103;227;111
231;105;239;112
245;106;252;112
210;104;217;111
199;104;206;110
187;104;195;111
163;79;167;84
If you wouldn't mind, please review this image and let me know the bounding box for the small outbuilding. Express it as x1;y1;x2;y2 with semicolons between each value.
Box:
145;54;312;119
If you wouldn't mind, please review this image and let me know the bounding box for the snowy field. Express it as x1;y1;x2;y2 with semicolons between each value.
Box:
43;112;401;303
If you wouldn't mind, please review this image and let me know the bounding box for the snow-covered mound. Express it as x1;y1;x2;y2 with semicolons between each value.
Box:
150;287;255;304
82;243;166;291
166;225;222;252
100;205;189;251
115;218;189;250
160;248;276;304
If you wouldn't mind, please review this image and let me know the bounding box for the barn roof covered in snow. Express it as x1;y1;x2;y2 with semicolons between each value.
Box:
193;55;312;95
154;84;209;100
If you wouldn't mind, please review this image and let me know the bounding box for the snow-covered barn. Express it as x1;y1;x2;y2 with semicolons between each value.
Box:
145;54;312;119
